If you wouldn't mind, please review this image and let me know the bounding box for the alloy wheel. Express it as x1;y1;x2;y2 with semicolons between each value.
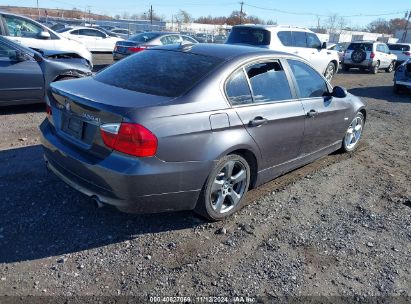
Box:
344;116;363;150
210;160;248;214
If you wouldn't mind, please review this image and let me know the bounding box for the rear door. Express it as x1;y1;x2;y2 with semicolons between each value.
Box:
68;29;96;51
286;59;349;155
0;41;43;105
228;59;306;169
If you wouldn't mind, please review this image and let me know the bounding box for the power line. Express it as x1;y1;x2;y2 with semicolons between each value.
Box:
243;3;407;18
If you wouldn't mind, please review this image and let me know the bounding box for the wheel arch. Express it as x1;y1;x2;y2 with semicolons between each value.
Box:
227;148;259;189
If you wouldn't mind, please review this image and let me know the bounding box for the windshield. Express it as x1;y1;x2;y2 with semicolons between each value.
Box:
347;43;373;52
226;27;271;46
94;50;223;97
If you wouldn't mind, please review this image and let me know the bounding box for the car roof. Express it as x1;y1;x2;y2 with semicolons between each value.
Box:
232;24;311;32
150;43;302;61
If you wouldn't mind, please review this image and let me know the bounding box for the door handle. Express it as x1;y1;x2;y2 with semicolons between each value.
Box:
294;51;299;54
249;116;268;127
306;109;318;118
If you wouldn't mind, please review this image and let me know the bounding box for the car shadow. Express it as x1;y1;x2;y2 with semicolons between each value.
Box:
0;103;45;115
0;145;206;264
348;86;411;103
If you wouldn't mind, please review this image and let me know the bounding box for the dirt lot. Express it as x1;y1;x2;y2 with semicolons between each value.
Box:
0;54;410;301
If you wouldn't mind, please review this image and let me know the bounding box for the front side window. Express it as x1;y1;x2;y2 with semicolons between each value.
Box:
0;42;14;61
78;29;105;38
226;69;253;106
306;33;321;49
4;16;43;38
292;31;307;48
246;61;292;103
288;59;328;98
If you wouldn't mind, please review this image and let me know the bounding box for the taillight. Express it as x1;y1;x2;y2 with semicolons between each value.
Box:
100;123;157;157
128;46;147;53
46;104;52;119
403;51;411;56
370;52;375;59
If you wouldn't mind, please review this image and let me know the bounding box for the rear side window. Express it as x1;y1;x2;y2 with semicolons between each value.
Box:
226;69;253;105
246;61;292;103
288;59;328;98
226;27;271;46
388;44;410;51
347;43;373;52
129;32;161;43
277;31;292;46
292;31;307;48
95;50;223;97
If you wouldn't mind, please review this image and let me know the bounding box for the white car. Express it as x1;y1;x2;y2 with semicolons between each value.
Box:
226;25;340;81
388;43;411;65
0;12;93;68
59;27;123;52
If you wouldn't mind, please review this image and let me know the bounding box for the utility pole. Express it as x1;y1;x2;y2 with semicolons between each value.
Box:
239;1;244;24
37;0;40;19
402;10;411;42
149;5;153;30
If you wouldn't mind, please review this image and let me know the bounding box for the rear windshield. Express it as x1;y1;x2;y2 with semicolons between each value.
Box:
226;27;271;46
56;27;72;33
129;32;161;43
347;43;373;52
388;44;410;51
94;50;223;97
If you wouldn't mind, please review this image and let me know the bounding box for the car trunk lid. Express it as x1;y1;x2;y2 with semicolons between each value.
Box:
49;77;170;159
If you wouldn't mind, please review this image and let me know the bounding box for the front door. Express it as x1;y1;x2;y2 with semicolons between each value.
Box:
286;59;350;155
0;41;43;105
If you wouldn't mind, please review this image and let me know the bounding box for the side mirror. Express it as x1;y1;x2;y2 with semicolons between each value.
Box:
38;31;51;39
321;42;327;49
9;50;27;62
332;86;348;98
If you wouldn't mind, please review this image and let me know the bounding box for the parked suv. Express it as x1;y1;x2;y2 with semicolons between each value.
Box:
387;43;411;65
0;12;93;68
225;25;339;81
342;41;397;74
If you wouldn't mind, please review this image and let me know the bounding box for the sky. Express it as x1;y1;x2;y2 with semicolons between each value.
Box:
2;0;410;28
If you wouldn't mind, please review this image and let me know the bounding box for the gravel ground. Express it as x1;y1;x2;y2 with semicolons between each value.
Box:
0;55;410;302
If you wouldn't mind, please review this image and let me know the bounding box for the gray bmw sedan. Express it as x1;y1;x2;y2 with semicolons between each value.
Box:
40;43;366;220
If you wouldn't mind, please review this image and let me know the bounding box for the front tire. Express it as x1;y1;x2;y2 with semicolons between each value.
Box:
324;62;336;81
385;61;395;73
371;61;380;74
195;154;250;221
342;112;364;152
342;64;350;72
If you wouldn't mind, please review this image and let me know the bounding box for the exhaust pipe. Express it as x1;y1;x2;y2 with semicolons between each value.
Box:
92;196;104;208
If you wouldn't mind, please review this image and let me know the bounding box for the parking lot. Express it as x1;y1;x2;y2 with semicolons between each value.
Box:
0;54;410;299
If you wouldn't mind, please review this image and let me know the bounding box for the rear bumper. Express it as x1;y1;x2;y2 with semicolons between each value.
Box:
342;59;375;67
40;120;211;213
112;52;129;60
395;80;411;88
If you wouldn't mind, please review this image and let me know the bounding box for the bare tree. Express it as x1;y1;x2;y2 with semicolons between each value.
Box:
324;14;347;34
175;10;192;24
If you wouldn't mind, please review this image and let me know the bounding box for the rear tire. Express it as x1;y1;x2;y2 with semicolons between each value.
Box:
195;154;250;221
